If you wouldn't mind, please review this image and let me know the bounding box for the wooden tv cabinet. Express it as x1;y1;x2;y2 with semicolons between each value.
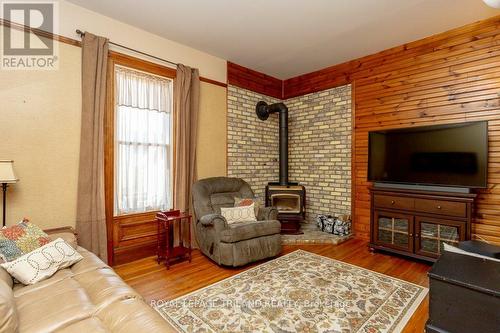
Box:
369;186;476;262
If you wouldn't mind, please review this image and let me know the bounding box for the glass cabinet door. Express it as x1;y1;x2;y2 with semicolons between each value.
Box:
374;211;414;252
415;217;464;258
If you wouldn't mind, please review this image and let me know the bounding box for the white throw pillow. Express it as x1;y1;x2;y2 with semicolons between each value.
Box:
221;203;257;224
0;238;83;285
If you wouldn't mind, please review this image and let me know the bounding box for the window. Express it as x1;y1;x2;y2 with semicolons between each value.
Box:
114;65;173;215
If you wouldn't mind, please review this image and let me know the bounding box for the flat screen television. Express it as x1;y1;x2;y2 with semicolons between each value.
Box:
368;121;488;188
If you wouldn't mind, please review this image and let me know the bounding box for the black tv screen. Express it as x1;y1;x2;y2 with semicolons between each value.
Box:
368;121;488;188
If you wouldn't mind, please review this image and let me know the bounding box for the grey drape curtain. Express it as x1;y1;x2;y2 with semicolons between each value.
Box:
76;32;109;261
173;64;200;245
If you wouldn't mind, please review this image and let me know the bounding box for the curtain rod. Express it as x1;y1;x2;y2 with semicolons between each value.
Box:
76;29;178;68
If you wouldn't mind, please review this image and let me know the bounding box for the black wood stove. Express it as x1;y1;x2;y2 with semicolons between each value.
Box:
256;101;305;234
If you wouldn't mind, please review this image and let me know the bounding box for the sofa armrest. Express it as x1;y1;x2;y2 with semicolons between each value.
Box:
44;226;76;236
43;226;78;249
258;207;278;221
200;214;228;229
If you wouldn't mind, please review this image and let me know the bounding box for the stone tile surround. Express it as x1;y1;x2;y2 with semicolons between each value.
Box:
227;84;352;224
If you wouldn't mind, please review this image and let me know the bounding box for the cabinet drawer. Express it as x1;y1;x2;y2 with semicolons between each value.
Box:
374;195;414;210
414;198;466;218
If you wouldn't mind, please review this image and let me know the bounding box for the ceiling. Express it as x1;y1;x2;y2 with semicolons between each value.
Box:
66;0;499;79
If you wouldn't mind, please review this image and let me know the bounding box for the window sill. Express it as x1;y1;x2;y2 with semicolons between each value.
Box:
113;210;160;220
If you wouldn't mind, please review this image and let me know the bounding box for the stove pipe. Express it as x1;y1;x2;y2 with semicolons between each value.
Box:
256;101;289;185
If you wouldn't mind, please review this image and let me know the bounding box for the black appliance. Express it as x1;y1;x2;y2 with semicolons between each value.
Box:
256;101;305;234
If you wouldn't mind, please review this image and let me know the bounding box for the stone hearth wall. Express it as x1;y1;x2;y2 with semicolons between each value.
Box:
227;86;281;202
287;85;352;223
227;84;351;222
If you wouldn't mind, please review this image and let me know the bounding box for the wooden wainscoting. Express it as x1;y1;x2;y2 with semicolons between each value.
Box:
112;211;159;265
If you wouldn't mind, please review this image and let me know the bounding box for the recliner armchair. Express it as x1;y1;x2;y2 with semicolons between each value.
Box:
192;177;282;267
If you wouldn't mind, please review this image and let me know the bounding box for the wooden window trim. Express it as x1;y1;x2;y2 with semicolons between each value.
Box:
108;51;176;78
105;51;176;265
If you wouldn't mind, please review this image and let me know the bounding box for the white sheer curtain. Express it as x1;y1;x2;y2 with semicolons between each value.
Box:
114;65;173;215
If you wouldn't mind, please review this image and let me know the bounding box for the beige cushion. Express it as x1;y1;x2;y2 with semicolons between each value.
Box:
72;267;141;310
221;203;257;224
13;269;74;296
71;247;109;275
48;232;78;250
220;219;282;243
15;278;95;333
0;265;13;289
0;280;19;333
1;238;83;285
96;298;177;333
54;318;108;333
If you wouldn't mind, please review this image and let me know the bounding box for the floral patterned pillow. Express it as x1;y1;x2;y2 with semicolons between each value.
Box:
0;219;51;262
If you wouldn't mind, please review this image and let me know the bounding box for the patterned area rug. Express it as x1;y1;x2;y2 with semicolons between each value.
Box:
155;250;428;333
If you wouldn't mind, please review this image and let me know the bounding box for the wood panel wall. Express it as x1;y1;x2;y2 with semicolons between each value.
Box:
227;61;283;99
283;15;500;243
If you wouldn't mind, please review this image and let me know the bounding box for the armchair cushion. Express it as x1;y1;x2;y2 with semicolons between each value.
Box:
220;220;281;243
209;192;240;213
199;214;228;228
257;206;278;221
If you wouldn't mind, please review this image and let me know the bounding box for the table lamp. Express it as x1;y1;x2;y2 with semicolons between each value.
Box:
0;160;18;227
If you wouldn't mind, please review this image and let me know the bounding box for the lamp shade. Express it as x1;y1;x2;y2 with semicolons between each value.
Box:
0;160;18;183
483;0;500;8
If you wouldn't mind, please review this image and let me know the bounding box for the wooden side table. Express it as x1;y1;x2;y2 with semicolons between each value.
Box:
156;210;192;269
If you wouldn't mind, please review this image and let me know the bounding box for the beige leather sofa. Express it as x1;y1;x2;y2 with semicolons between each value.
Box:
0;231;175;333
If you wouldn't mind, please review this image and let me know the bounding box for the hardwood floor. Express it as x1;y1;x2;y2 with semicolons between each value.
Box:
114;238;432;332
